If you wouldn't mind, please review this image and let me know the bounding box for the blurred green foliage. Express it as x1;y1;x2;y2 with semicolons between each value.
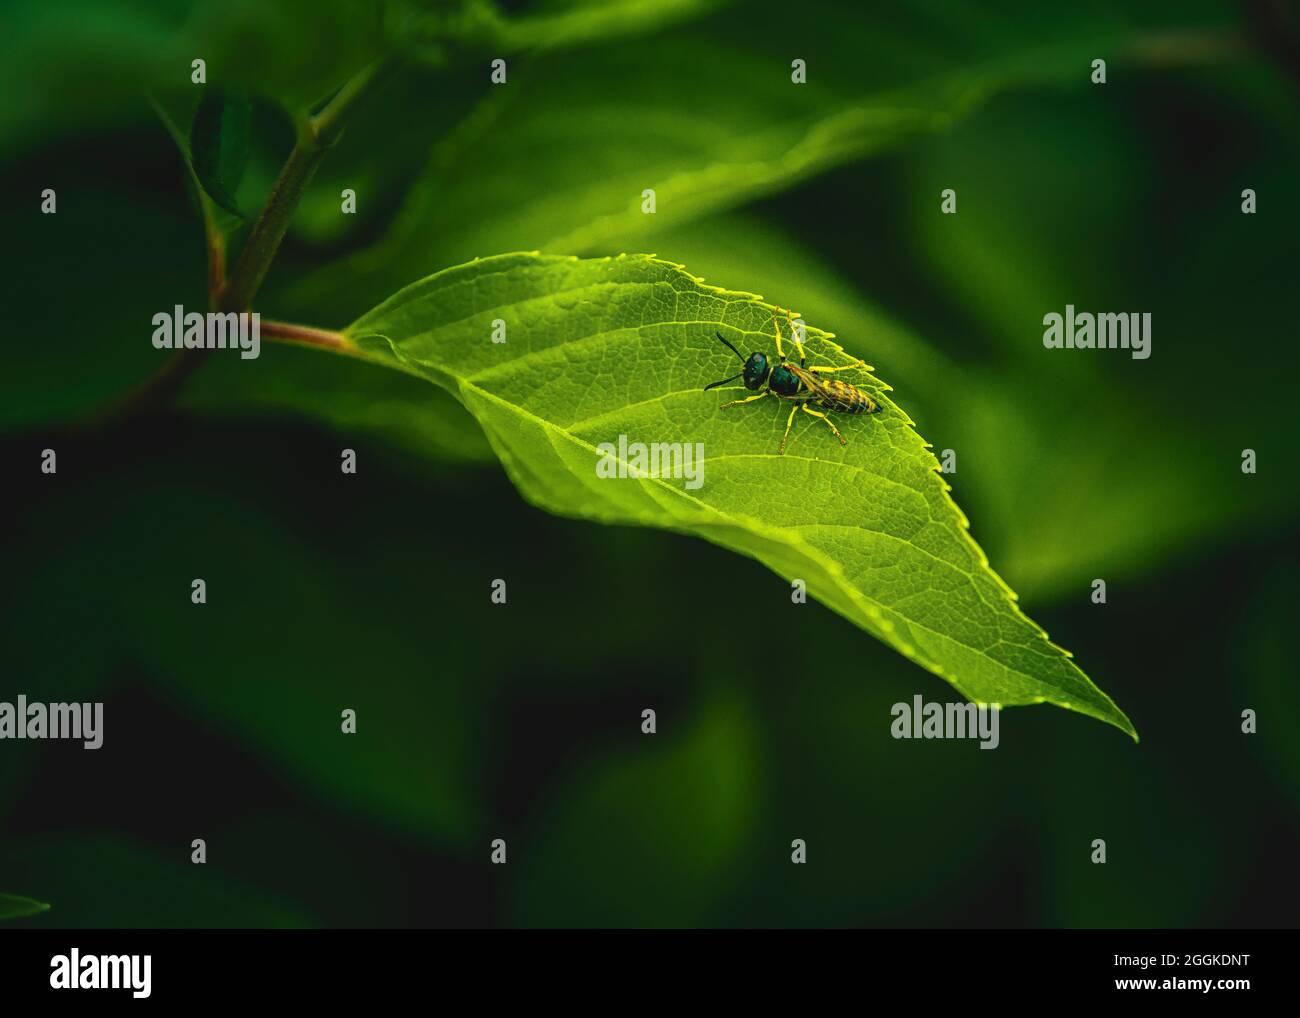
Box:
2;0;1297;927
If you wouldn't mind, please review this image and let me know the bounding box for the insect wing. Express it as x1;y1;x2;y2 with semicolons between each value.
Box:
787;363;876;413
786;363;836;398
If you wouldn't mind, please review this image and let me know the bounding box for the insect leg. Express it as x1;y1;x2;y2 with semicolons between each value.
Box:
718;390;771;410
806;360;865;374
801;404;847;446
785;306;807;366
771;307;787;362
778;400;801;455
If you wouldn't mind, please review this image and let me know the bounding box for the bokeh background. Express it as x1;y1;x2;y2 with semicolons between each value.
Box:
2;0;1298;927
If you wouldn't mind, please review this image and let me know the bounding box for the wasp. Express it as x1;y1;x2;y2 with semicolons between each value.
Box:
704;308;881;454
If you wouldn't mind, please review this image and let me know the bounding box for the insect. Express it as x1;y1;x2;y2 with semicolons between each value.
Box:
704;308;882;454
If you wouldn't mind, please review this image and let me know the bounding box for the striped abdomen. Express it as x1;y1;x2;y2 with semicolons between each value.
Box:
813;378;880;415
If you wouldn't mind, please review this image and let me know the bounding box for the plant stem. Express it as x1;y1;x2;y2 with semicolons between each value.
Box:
93;321;355;428
92;349;213;427
218;140;328;311
261;319;356;353
103;62;388;427
309;60;389;147
219;59;389;313
207;223;227;302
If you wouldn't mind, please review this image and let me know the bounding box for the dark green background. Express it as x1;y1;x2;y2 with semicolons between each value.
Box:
2;0;1297;927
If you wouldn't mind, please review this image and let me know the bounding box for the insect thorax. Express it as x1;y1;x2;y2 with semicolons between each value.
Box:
769;365;802;396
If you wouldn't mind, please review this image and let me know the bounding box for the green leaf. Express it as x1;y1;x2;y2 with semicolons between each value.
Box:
895;90;1300;596
386;0;717;63
287;33;977;321
644;214;1293;605
0;892;50;920
340;252;1135;738
189;87;251;217
286;1;1239;324
0;0;381;153
0;0;714;156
